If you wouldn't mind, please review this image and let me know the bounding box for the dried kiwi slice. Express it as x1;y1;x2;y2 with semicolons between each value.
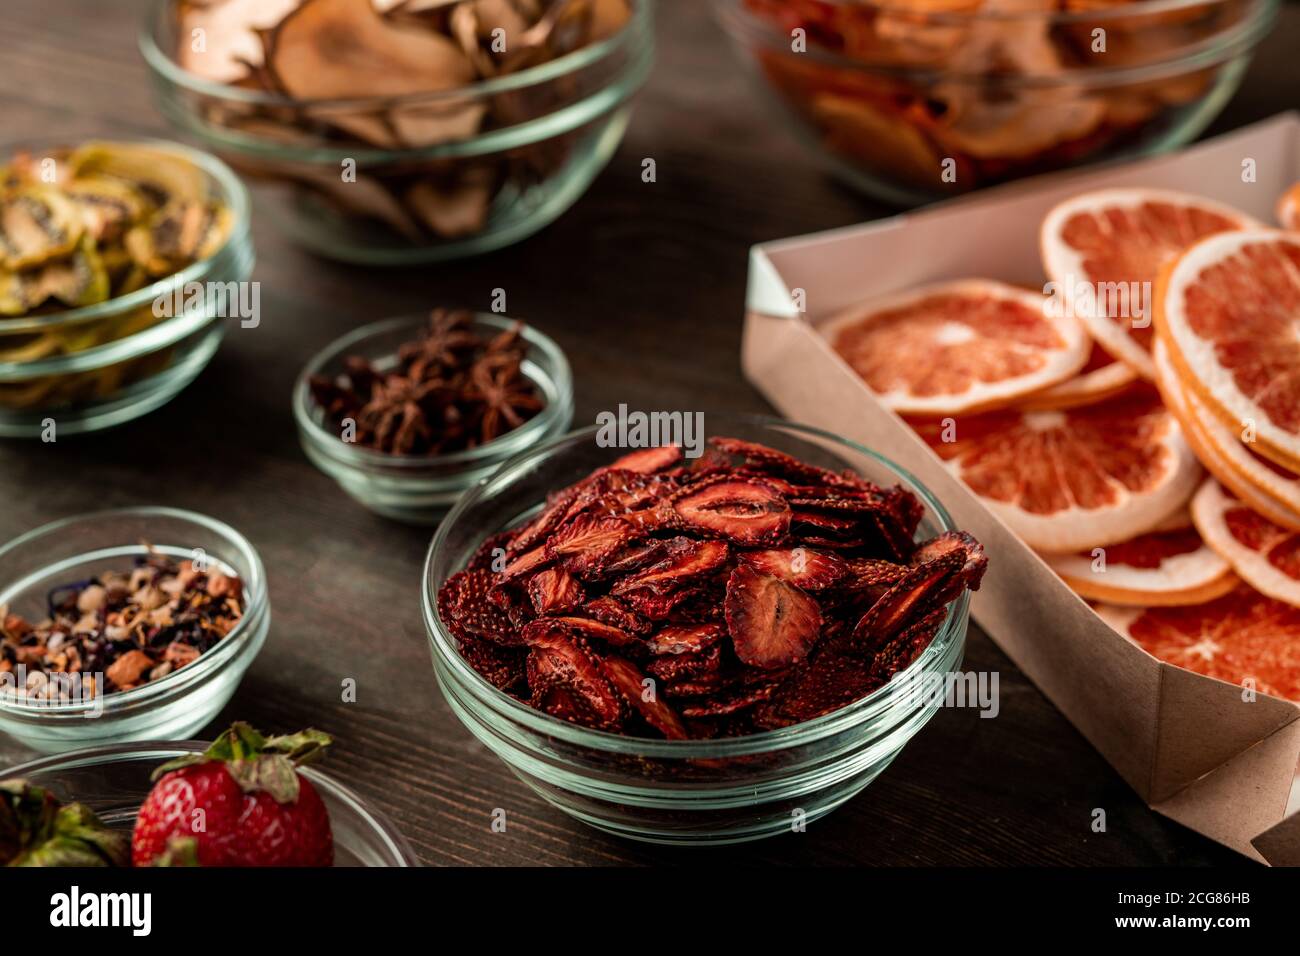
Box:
125;201;231;277
0;186;84;270
23;237;111;312
64;176;147;245
67;143;208;210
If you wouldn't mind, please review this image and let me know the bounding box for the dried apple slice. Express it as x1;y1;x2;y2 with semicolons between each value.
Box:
267;0;475;101
176;0;301;84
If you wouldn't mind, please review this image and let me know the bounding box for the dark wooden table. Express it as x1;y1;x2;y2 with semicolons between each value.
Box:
3;0;1295;866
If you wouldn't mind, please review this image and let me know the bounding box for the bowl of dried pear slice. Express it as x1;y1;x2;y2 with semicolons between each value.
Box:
140;0;654;265
0;140;252;438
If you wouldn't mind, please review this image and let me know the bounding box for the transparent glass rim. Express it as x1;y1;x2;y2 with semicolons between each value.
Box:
140;0;653;110
0;740;418;866
715;0;1278;87
293;312;575;472
423;412;969;758
0;140;252;336
0;506;268;720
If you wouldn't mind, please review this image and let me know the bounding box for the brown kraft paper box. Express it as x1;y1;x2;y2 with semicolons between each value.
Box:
741;113;1300;863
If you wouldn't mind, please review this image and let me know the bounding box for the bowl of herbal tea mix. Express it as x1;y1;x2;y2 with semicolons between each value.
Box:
140;0;654;264
0;508;268;753
2;725;419;867
424;415;986;843
0;139;252;437
295;309;574;523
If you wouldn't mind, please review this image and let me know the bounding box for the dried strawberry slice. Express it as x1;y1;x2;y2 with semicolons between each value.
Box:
581;595;651;635
603;445;683;475
711;437;874;492
724;564;822;669
740;548;846;590
660;672;733;698
645;622;725;656
869;606;948;681
851;550;964;651
527;568;585;616
752;647;879;729
501;543;553;581
522;616;640;650
600;655;689;739
548;516;637;576
559;470;677;526
646;643;722;683
507;482;585;555
467;530;513;573
600;539;671;577
680;682;780;718
843;558;908;590
611;539;730;596
458;635;527;693
438;569;520;646
671;479;791;545
525;630;626;732
910;531;988;602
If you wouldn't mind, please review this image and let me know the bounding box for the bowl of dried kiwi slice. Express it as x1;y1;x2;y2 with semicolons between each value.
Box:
0;140;251;438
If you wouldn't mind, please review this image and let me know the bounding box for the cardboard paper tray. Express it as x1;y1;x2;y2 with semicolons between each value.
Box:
741;113;1300;864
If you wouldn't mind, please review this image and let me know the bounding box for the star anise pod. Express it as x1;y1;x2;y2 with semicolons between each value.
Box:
311;309;546;456
467;356;544;445
400;309;482;381
358;374;451;455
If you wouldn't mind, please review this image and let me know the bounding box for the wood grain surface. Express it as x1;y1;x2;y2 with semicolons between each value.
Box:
2;0;1296;866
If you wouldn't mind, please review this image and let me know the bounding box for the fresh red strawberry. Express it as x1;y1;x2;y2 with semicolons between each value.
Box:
725;564;822;669
131;723;334;868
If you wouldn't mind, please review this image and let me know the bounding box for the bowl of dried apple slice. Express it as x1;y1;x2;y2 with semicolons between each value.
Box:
423;414;986;844
139;0;654;264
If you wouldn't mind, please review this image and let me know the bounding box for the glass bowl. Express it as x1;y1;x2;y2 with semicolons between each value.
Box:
139;0;655;265
422;414;970;844
713;0;1279;206
0;508;269;753
294;313;574;525
0;140;254;438
1;741;417;866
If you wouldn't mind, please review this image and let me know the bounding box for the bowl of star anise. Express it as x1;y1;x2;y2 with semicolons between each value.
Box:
294;309;574;524
423;414;986;844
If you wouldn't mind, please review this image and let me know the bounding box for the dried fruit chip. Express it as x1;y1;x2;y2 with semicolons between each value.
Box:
438;435;987;738
671;479;791;545
725;564;823;669
600;655;689;739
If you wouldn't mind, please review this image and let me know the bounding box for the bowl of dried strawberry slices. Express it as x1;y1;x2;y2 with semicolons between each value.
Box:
423;415;986;843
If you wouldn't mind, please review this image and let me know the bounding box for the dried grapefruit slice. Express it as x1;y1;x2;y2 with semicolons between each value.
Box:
1156;229;1300;472
1040;188;1258;379
1279;182;1300;232
1153;340;1300;529
1043;509;1236;606
1018;341;1139;411
826;279;1089;416
1096;586;1300;702
915;386;1201;552
1190;478;1300;609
